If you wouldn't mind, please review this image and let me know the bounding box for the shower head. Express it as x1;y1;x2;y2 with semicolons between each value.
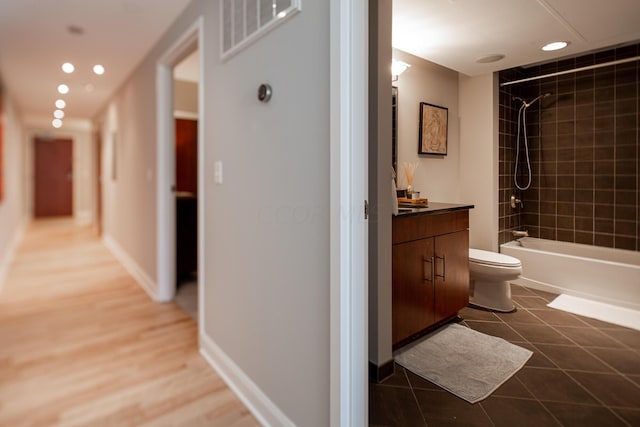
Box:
516;92;553;109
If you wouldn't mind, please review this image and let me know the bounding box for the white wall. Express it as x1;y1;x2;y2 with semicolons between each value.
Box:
95;1;332;425
0;88;26;287
97;67;159;293
393;49;461;203
459;73;499;250
393;50;499;249
174;79;198;117
205;2;330;424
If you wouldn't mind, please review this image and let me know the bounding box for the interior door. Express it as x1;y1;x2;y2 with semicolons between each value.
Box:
175;118;198;194
34;137;73;217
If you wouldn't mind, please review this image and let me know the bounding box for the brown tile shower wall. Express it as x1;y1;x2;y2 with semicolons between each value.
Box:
498;44;639;251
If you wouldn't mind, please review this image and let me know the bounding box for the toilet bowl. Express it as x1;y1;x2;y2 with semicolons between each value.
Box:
469;248;522;312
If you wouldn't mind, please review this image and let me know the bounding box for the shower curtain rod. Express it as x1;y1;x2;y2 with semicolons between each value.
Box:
500;56;640;87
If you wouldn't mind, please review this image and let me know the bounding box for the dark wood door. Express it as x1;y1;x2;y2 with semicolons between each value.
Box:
392;237;435;346
434;230;470;323
175;119;198;278
175;119;198;194
34;138;73;217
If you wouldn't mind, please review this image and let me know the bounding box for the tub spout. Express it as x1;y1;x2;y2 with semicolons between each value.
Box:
512;230;529;238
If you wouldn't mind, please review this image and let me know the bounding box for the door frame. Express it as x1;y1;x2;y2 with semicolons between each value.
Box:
329;0;369;425
156;17;204;326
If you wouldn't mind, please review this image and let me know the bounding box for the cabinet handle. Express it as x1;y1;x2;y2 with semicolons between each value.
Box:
435;255;446;281
422;256;434;283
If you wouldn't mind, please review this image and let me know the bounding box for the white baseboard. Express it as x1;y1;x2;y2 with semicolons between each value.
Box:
102;234;158;301
0;220;26;291
199;332;295;427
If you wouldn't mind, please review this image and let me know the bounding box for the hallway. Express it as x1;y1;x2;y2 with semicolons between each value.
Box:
0;219;258;426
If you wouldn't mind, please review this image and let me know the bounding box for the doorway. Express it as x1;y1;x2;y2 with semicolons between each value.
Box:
34;137;73;217
156;18;203;327
173;80;199;320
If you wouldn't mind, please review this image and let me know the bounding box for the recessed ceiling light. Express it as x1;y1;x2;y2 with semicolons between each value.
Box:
62;62;75;73
476;54;505;64
57;84;69;94
52;118;63;128
55;99;66;109
542;41;568;52
93;64;105;75
54;109;65;119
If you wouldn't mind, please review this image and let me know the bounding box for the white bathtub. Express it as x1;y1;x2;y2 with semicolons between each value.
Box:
501;237;640;311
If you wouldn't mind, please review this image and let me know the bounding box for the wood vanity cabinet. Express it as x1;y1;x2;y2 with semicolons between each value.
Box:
392;209;470;348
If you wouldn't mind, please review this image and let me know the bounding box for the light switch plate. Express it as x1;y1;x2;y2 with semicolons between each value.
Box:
214;161;223;184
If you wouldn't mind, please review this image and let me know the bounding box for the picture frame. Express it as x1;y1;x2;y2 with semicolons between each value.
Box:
418;102;448;155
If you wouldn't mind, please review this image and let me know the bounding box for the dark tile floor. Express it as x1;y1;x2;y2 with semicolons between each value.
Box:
370;284;640;426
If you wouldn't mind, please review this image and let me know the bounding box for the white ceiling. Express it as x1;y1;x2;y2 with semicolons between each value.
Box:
0;0;638;128
0;0;191;124
393;0;640;76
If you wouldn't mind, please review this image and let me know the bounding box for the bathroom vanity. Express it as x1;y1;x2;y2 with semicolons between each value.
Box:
392;202;473;349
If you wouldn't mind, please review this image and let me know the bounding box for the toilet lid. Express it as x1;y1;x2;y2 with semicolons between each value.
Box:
469;248;521;267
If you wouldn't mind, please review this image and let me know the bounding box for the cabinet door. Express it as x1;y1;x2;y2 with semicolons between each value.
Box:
392;238;435;346
434;230;469;323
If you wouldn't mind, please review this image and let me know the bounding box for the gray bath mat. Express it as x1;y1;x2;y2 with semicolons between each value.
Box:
395;323;532;403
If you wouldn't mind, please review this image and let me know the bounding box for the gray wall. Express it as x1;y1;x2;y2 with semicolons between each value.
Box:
393;49;461;202
174;79;198;115
368;0;393;372
95;1;331;425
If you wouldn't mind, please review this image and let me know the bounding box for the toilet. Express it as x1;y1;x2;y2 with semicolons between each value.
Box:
468;248;522;312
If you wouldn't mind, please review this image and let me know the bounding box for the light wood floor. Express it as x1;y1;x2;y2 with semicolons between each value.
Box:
0;219;259;427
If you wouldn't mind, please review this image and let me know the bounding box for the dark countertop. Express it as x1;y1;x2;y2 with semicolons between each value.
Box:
394;201;474;217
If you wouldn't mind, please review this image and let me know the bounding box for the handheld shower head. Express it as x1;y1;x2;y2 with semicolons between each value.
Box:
517;92;553;109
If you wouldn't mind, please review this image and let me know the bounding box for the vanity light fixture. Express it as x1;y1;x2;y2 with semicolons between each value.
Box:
542;41;568;52
391;59;411;81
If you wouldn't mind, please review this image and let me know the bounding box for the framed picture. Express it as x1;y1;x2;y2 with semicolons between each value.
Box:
418;102;448;155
